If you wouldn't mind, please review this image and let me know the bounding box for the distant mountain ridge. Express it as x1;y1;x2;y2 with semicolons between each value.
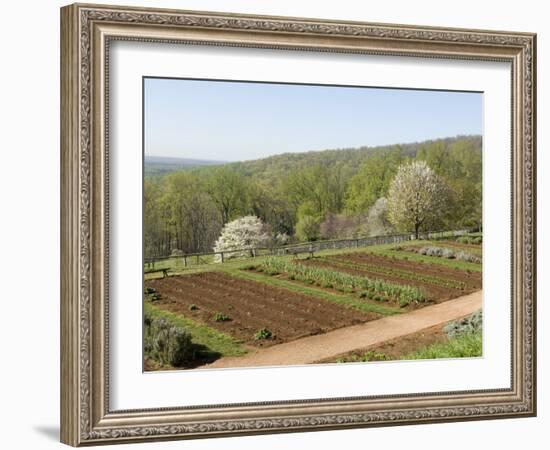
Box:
144;156;227;176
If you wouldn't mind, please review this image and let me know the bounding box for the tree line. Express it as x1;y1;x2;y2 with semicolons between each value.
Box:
144;136;482;258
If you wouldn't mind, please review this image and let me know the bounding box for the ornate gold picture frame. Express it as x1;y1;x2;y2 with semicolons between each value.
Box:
60;3;536;446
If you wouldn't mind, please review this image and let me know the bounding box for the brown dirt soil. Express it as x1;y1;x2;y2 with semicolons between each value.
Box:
331;252;482;288
145;272;378;348
318;324;448;363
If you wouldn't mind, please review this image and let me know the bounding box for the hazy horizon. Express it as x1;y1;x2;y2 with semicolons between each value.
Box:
144;78;483;161
145;133;482;164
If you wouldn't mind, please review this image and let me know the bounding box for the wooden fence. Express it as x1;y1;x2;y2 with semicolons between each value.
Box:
144;228;477;270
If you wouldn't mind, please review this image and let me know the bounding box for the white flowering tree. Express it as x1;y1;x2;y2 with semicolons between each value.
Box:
213;216;271;261
387;161;449;238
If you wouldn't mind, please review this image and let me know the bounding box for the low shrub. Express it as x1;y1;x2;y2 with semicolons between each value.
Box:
444;310;483;338
144;287;156;295
254;328;273;340
336;351;390;363
455;251;481;264
416;246;480;264
188;304;198;311
213;312;231;322
149;292;161;301
457;235;482;245
144;312;195;366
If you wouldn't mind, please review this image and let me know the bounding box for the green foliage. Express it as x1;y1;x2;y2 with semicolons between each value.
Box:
144;136;481;259
337;351;391;363
144;287;161;302
254;328;273;340
213;312;231;322
258;258;426;304
295;214;321;241
204;166;249;224
345;147;406;214
284;163;350;219
457;235;482;244
144;312;195;366
144;302;247;358
404;330;482;360
416;137;482;229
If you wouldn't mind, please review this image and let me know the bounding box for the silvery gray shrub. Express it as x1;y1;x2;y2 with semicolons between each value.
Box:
417;246;480;263
144;313;195;366
444;310;482;338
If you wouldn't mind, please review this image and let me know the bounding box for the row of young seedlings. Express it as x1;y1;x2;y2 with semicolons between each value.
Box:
325;257;467;290
257;258;426;307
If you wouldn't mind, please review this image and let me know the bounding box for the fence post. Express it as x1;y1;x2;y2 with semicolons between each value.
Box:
183;256;187;268
220;252;224;263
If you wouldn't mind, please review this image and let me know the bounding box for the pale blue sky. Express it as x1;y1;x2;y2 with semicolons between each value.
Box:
144;77;482;162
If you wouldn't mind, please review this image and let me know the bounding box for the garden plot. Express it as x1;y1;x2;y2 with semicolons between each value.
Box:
145;271;378;348
298;259;468;303
250;250;481;307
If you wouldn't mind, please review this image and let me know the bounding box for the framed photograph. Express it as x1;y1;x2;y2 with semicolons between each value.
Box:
60;3;536;446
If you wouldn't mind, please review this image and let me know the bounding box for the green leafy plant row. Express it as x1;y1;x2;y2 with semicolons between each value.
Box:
257;257;426;306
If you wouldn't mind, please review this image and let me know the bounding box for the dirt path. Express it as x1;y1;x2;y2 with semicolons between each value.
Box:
206;290;482;369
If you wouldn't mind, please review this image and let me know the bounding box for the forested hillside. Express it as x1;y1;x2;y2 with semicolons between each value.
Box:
144;135;482;258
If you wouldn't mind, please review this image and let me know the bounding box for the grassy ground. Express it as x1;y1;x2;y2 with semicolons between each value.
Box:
337;330;482;363
404;330;482;360
228;269;402;316
144;302;248;359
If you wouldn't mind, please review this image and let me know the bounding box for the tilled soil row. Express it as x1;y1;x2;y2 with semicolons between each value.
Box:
146;272;375;347
333;252;482;288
